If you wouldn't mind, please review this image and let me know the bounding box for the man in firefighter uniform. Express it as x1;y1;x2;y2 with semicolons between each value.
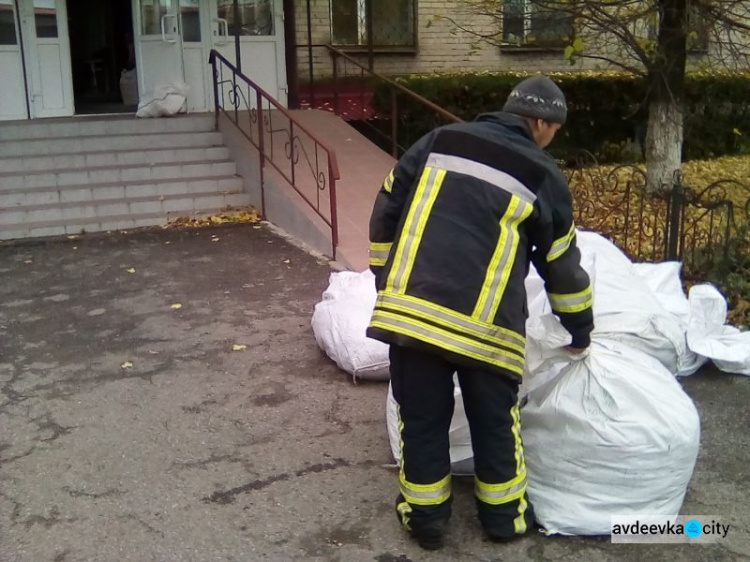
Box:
367;75;594;549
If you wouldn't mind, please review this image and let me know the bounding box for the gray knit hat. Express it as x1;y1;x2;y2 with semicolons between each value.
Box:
503;75;567;125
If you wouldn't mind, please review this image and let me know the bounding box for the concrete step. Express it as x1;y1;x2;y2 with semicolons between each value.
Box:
0;114;215;142
0;146;230;174
0;131;224;158
1;175;244;211
0;160;237;192
0;184;251;240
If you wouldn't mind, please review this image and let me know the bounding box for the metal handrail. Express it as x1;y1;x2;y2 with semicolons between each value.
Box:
326;45;463;125
209;49;341;259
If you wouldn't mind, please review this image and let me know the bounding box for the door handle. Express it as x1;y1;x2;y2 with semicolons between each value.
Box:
161;14;178;43
212;18;229;45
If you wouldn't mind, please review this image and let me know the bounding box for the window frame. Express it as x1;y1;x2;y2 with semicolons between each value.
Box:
329;0;419;52
500;0;574;51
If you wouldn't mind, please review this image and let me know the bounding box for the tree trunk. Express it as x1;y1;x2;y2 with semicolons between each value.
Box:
645;97;684;193
643;0;688;193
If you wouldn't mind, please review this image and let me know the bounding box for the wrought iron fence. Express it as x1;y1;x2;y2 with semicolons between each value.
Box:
566;151;750;281
210;50;340;259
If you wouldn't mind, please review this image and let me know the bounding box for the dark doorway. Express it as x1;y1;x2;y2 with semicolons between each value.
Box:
66;0;136;114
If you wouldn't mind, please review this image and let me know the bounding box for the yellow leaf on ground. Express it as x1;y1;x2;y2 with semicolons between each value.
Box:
170;303;182;309
283;259;291;264
121;361;133;369
232;344;247;352
126;267;136;273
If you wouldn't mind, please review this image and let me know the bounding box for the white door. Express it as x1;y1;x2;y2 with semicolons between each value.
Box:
133;0;185;103
179;0;210;111
0;0;27;120
209;0;287;105
19;0;74;118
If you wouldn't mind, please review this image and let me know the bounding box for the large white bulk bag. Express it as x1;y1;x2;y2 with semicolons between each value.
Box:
522;340;701;535
311;270;390;381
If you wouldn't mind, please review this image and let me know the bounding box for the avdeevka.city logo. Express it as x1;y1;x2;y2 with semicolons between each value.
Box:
611;515;731;544
684;519;703;538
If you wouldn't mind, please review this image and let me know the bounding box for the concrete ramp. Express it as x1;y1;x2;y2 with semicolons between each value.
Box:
219;109;395;271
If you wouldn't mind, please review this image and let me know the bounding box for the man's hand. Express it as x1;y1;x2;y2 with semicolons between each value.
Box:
565;346;588;354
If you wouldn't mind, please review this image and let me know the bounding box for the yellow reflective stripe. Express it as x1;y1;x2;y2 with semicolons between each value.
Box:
377;292;526;349
475;476;527;505
547;222;576;262
386;167;445;294
386;167;435;293
370;310;525;375
383;169;395;193
400;474;452;506
511;402;528;533
548;285;594;313
369;242;393;267
375;295;525;355
473;196;533;322
398;168;446;294
397;501;412;531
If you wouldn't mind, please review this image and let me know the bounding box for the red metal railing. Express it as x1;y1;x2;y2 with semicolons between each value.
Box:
209;49;340;259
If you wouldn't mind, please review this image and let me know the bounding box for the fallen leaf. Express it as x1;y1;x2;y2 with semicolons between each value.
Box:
253;225;262;230
170;303;182;309
232;344;247;352
126;267;136;273
24;260;32;264
72;246;78;250
283;259;291;264
67;235;78;240
211;237;220;242
121;361;133;369
165;241;171;245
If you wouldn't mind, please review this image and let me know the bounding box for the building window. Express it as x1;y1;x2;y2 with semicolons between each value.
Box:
217;0;274;37
502;0;573;48
331;0;417;48
0;0;18;45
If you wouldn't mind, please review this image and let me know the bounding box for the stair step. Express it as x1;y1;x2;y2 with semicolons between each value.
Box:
0;191;252;239
0;114;215;142
0;131;224;158
0;160;237;190
0;146;230;174
1;175;244;210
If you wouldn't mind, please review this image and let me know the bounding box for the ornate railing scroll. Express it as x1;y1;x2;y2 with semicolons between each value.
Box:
567;151;750;281
210;50;341;259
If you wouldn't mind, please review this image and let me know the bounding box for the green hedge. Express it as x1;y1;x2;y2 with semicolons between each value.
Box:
372;71;750;163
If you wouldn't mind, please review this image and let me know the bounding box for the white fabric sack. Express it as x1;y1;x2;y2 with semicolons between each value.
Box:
687;285;750;375
311;270;390;381
136;82;189;118
522;340;701;536
386;377;475;474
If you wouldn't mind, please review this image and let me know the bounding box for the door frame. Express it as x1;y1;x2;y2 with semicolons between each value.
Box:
19;0;74;118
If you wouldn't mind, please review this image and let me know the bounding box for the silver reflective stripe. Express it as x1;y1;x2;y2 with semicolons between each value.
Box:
475;477;527;505
371;310;525;372
369;248;391;262
477;198;529;323
548;224;576;262
400;482;451;502
377;293;525;351
425;153;536;204
548;289;593;312
389;167;440;292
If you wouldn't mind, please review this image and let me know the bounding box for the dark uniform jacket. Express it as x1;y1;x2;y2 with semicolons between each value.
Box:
366;112;594;381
